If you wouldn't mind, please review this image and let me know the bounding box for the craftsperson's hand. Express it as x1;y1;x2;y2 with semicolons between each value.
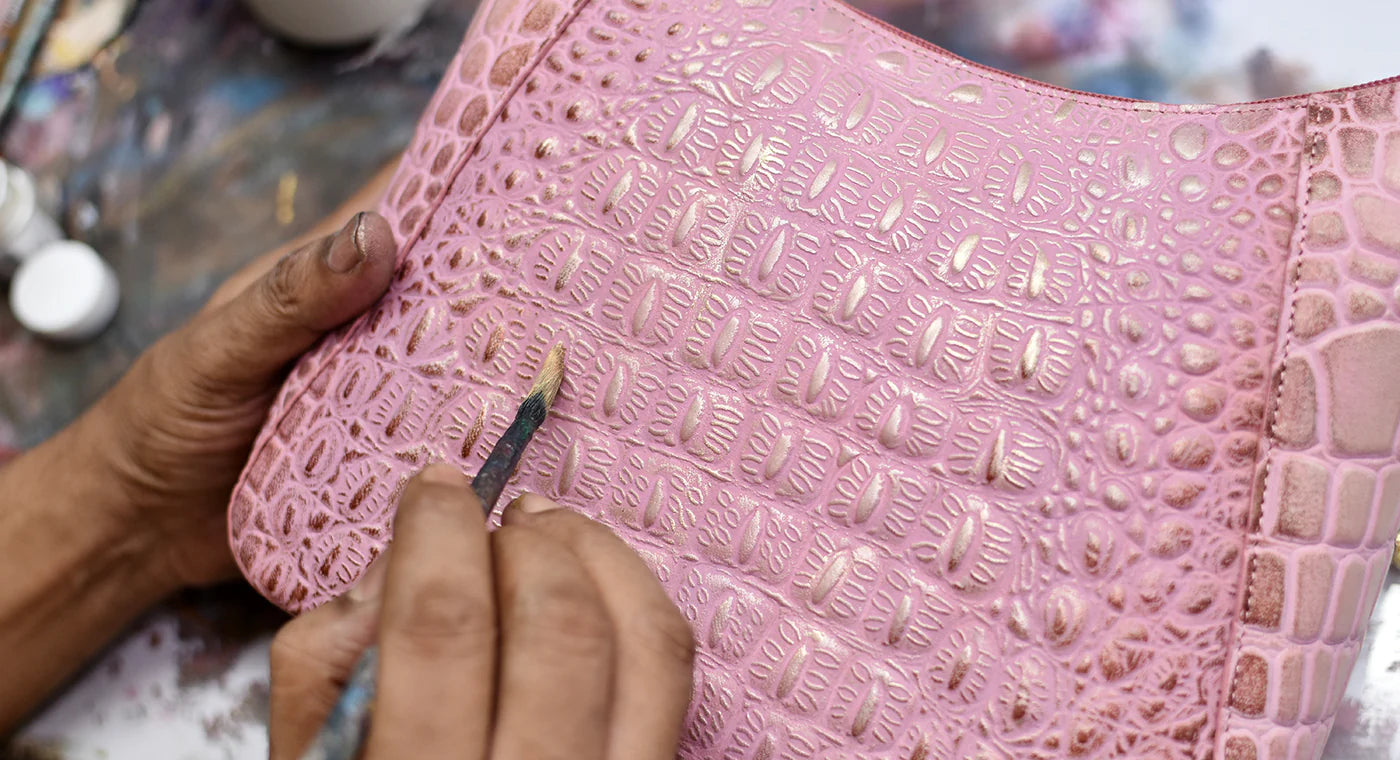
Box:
85;209;396;588
267;465;696;760
0;168;400;731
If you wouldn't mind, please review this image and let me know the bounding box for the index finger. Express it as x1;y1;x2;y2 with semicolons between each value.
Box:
362;464;498;760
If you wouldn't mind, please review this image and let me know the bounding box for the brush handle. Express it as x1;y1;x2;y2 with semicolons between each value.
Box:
298;646;379;760
471;399;545;511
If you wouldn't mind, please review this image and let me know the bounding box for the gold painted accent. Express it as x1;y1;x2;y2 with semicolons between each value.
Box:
948;84;983;104
1012;162;1032;204
950;234;979;273
753;56;785;93
1170;123;1208;160
665;103;699;150
1052;98;1076;122
276;172;298;227
602;169;633;214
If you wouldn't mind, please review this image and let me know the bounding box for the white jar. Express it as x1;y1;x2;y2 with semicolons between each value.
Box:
0;161;62;263
241;0;436;46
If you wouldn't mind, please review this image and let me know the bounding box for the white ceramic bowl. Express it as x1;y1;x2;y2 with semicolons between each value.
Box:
242;0;436;46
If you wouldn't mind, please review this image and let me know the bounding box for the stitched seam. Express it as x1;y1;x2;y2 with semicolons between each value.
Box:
1215;94;1321;752
828;0;1311;116
232;0;596;575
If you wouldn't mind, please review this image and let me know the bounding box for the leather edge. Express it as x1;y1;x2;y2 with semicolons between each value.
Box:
227;0;597;613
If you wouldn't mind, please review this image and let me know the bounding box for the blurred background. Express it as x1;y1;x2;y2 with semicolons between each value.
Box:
0;0;1396;758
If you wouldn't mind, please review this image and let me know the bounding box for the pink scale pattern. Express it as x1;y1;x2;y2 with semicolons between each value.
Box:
228;0;1400;757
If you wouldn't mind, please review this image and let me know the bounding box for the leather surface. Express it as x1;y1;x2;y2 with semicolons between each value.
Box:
227;0;1400;756
1221;88;1400;760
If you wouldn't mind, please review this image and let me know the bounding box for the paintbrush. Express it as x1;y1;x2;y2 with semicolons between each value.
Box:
299;344;566;760
470;343;566;509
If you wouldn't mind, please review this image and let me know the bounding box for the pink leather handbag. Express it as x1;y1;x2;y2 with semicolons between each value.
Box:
228;0;1400;756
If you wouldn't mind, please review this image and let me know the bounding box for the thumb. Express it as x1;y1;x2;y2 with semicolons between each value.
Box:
269;550;389;760
178;211;396;390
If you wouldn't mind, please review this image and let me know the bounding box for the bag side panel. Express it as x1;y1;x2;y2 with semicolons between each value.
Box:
1220;82;1400;760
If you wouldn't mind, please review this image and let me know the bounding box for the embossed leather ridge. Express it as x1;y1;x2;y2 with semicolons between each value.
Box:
227;0;1400;757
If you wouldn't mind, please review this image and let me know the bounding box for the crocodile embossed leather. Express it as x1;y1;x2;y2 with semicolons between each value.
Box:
227;0;1400;757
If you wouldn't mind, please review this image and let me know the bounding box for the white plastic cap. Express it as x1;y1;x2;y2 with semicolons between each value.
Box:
10;240;120;341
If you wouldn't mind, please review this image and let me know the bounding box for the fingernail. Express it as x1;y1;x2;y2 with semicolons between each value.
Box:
514;493;563;514
347;547;390;604
326;213;368;274
352;211;370;256
420;462;468;486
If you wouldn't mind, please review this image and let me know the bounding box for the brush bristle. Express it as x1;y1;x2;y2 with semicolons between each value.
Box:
528;344;567;409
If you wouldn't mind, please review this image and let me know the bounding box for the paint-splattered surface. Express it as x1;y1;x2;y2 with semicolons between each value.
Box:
11;588;286;760
0;0;477;757
0;0;474;448
1;0;1398;758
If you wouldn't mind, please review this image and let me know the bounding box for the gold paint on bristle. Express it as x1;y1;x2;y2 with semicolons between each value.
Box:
529;344;567;409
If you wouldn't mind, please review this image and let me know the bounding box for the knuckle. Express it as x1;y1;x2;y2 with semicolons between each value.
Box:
495;528;614;658
390;575;496;656
259;252;305;323
141;333;195;393
520;577;615;657
155;331;228;400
